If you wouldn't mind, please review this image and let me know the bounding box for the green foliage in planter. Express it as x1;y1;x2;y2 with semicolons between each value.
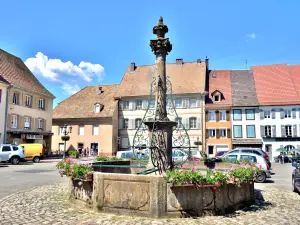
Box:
166;169;205;185
69;150;79;157
72;163;92;179
95;156;123;162
130;157;137;160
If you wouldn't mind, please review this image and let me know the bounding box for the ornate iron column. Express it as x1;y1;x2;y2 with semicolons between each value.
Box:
143;17;176;173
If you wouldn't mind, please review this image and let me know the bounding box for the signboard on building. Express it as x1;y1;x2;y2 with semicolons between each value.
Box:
26;134;43;140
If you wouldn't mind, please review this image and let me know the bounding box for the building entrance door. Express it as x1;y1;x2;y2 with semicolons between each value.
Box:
90;143;99;156
208;145;214;158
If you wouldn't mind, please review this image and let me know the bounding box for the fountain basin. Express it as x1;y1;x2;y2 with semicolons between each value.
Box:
69;172;254;218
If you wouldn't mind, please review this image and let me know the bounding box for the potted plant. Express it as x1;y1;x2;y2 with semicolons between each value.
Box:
204;158;216;170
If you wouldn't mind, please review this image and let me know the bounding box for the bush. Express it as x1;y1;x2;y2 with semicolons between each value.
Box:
68;150;79;157
56;158;92;179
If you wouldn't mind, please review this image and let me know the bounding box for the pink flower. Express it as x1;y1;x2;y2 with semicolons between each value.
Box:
192;168;197;172
169;178;174;182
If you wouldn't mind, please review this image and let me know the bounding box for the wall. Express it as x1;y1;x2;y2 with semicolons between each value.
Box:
231;107;260;139
0;83;8;144
7;87;53;132
52;118;114;155
259;105;300;160
118;94;205;152
206;109;232;155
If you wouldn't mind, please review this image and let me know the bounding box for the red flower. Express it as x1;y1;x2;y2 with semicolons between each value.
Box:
213;187;217;191
250;181;253;185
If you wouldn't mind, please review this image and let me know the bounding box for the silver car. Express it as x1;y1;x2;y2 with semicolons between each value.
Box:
0;144;25;165
222;152;271;183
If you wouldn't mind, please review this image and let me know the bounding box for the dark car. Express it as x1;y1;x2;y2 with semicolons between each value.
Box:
292;160;300;192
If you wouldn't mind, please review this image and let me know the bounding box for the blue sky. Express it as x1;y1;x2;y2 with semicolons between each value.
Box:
1;0;299;107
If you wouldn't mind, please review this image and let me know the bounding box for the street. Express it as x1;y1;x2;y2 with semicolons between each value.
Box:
0;160;299;224
0;161;66;199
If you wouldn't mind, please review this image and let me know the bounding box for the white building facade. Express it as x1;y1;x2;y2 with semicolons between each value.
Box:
259;106;300;161
231;107;262;149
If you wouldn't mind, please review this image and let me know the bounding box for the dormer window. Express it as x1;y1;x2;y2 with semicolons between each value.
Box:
94;103;103;113
214;95;220;102
211;89;223;102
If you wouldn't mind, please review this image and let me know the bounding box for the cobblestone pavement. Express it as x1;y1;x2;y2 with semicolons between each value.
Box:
0;183;300;225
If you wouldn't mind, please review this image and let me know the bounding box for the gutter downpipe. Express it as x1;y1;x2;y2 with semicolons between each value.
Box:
3;85;12;144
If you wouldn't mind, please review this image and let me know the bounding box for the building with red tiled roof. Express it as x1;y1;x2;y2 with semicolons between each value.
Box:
205;70;232;156
0;49;55;151
251;64;300;161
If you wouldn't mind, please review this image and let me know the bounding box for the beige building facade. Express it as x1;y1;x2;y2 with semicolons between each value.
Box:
115;59;208;153
0;76;11;144
52;85;119;156
0;49;55;150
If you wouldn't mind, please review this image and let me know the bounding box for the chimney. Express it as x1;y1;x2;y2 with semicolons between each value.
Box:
197;58;201;63
98;86;102;95
130;62;135;72
176;58;183;65
205;56;209;70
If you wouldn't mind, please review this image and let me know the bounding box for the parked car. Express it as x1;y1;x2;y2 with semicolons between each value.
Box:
172;149;188;161
222;148;271;169
19;143;45;163
222;152;271;183
215;150;229;158
292;161;300;192
187;150;203;161
0;144;25;165
116;150;148;159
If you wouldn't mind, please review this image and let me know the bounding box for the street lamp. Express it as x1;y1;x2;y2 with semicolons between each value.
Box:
60;124;72;159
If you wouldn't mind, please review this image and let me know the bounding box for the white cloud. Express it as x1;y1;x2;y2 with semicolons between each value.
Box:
247;33;256;39
61;83;81;95
24;52;105;82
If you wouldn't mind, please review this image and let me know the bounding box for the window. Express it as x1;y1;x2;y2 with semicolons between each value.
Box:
136;100;142;110
219;128;227;138
2;146;11;152
225;155;237;161
233;125;242;138
94;104;100;113
79;125;84;135
209;129;216;138
59;127;64;136
175;98;182;108
123;101;129;110
214;95;220;102
240;155;257;163
208;111;215;121
285;109;292;118
233;109;242;120
264;111;271;118
25;95;32;107
246;109;255;120
12;92;19;105
92;125;99;136
24;117;30;128
219;111;226;121
13;146;19;151
265;125;271;137
189;98;197;108
39;99;45;110
189;117;197;129
135;118;142;129
38;119;44;129
11;115;18;128
246;125;256;138
285;125;292;136
124;119;129;129
176;117;182;128
149;99;155;108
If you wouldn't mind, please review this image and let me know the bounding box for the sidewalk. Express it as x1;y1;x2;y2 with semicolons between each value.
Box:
41;156;96;163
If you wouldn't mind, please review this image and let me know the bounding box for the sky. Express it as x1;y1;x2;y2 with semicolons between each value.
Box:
1;0;300;107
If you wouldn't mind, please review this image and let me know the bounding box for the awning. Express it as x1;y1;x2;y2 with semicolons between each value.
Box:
7;129;53;136
232;138;263;145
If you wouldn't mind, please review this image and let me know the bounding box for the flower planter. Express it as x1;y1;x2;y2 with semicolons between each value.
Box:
171;183;221;188
84;173;93;181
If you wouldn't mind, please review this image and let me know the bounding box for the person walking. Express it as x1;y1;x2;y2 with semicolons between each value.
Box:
279;152;284;164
